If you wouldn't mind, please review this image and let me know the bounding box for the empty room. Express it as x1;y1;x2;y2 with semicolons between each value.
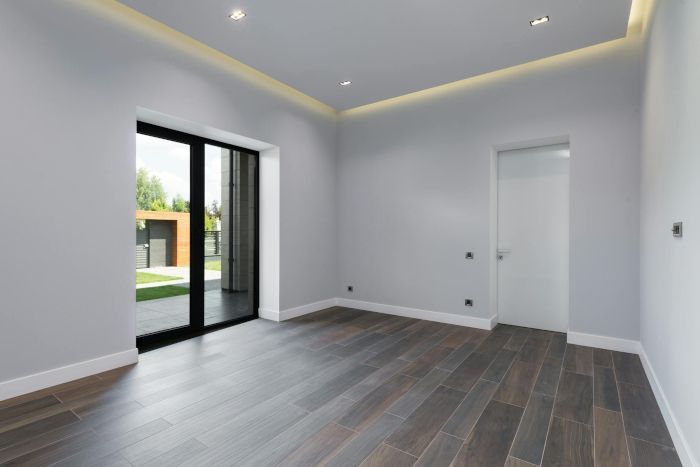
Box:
0;0;697;466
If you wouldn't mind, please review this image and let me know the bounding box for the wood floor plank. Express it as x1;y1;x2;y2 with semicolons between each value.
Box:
439;328;477;349
364;336;423;367
546;333;567;359
474;333;511;358
278;422;355;467
493;360;539;407
506;456;538;466
325;413;404;467
541;416;594;467
482;349;517;383
2;430;99;466
504;328;531;352
169;404;310;466
436;341;476;372
239;395;354;467
414;431;463;467
594;407;630;467
618;382;674;447
442;351;493;392
330;333;386;358
0;411;80;450
613;352;648;387
510;392;555;465
400;345;452;378
0;395;62;426
336;373;417;431
385;385;465;457
518;336;551;366
294;364;377;411
554;371;593;425
452;400;524;467
401;327;453;361
387;367;450;418
564;345;594;376
306;324;365;351
533;356;563;397
593;348;613;367
442;378;498;439
594;366;621;411
360;443;416;467
0;422;88;464
342;359;408;402
364;325;444;367
627;436;682;467
141;438;208;467
51;418;173;466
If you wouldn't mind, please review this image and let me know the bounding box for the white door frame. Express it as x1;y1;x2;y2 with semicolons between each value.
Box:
489;135;571;329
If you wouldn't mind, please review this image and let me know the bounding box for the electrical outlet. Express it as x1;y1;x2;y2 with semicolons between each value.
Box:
672;222;683;237
347;285;354;292
465;299;473;307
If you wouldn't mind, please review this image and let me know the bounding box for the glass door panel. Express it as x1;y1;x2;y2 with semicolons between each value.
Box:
135;133;191;337
204;145;257;326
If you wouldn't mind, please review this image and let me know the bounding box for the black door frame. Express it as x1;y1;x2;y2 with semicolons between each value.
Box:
136;121;260;351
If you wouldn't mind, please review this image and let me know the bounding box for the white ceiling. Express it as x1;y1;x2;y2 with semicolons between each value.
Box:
119;0;633;110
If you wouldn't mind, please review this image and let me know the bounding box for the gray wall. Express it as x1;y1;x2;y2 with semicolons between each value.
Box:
337;38;642;341
0;1;338;383
641;0;700;462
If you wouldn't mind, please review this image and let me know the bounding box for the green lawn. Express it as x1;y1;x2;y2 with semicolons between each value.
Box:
136;271;183;285
136;285;189;302
205;260;221;271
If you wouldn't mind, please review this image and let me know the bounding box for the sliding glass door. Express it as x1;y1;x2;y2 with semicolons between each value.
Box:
203;144;257;326
135;134;191;337
135;122;258;348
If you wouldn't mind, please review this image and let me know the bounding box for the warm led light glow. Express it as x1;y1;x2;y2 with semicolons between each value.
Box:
530;16;550;26
73;0;333;115
229;10;246;21
339;80;352;86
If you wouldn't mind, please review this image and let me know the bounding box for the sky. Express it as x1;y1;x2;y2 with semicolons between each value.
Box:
136;133;223;208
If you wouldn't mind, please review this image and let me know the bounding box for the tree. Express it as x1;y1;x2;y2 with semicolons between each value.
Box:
136;167;168;211
204;213;217;231
209;200;221;218
171;194;189;213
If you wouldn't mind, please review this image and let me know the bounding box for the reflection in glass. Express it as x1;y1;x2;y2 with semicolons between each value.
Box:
204;145;256;326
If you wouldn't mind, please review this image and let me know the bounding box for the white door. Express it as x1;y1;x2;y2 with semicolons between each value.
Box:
497;144;569;332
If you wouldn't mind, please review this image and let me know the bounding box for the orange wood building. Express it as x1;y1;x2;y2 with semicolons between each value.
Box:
136;210;190;266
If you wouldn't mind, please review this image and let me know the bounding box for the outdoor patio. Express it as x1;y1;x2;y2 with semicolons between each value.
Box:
136;266;252;336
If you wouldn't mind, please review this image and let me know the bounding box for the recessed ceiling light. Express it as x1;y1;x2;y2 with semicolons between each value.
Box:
339;80;352;86
530;16;549;26
229;10;246;21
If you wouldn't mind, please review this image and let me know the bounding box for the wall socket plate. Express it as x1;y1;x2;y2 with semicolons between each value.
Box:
347;285;354;292
672;222;683;237
465;299;473;307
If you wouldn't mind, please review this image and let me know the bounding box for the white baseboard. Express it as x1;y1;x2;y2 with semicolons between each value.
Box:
258;308;281;321
566;331;641;353
259;298;339;322
337;298;496;330
638;348;697;467
0;348;138;402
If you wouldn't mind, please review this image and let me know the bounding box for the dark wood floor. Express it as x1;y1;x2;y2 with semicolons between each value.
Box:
0;308;681;466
